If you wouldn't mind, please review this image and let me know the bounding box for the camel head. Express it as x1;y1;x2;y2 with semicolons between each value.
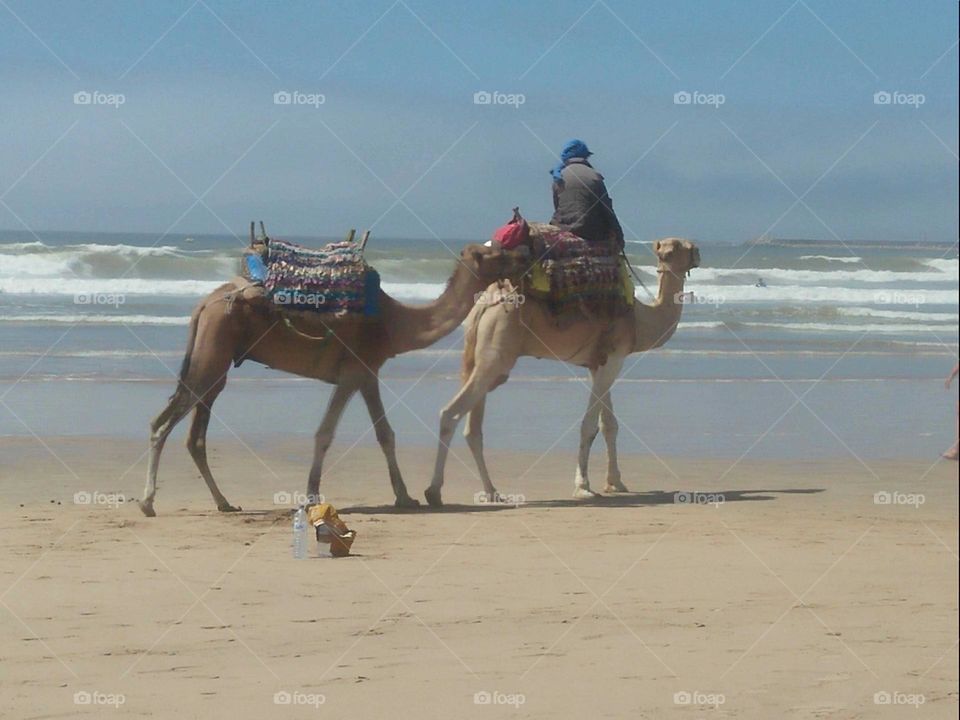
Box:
459;243;529;283
653;238;700;276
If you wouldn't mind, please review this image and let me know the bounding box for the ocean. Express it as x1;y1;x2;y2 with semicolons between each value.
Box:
1;230;957;461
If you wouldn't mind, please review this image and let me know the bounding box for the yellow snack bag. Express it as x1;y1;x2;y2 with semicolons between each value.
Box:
307;503;356;557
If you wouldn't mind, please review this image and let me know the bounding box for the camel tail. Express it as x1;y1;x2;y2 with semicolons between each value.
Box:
172;303;203;397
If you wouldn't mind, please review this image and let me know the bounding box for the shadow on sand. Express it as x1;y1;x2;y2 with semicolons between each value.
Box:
160;488;825;520
340;487;825;515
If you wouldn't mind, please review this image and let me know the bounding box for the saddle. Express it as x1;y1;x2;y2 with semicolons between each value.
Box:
239;226;380;318
524;221;632;320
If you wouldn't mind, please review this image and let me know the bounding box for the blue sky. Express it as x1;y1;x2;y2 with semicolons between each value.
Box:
0;0;957;243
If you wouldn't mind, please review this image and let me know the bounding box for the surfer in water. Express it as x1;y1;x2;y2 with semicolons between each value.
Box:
755;278;767;288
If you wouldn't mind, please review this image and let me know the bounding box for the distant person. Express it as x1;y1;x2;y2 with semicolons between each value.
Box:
550;139;624;249
943;363;959;461
755;278;767;288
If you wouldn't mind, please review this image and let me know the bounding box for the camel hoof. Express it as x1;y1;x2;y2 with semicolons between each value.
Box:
424;487;443;507
604;483;629;494
138;501;156;518
218;503;242;513
395;496;421;509
572;487;599;500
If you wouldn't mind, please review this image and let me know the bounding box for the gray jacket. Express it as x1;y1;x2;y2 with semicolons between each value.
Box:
550;158;624;246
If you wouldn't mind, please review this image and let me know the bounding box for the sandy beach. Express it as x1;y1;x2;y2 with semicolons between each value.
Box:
1;436;956;719
2;1;957;718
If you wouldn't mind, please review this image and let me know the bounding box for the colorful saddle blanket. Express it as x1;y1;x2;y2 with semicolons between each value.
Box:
242;239;380;316
527;224;631;317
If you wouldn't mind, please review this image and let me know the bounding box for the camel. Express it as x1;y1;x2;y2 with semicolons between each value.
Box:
139;240;526;516
424;237;700;506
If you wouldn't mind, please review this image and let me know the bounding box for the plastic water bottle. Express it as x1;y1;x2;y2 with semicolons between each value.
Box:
292;506;308;559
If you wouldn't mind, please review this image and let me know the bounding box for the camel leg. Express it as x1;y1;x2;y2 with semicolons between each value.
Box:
359;378;419;508
185;389;241;512
599;390;628;493
140;386;199;517
574;358;623;499
463;397;498;501
425;373;494;507
306;383;357;502
573;400;602;499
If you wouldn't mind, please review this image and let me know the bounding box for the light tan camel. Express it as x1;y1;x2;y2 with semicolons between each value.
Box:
425;238;700;506
139;242;525;516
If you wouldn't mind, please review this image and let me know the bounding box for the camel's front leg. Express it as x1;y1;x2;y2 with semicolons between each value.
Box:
599;391;628;493
359;378;419;508
574;403;602;499
575;358;623;499
306;383;357;501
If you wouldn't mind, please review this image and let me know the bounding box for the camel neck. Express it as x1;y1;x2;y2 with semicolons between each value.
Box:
382;261;483;356
634;268;687;351
655;267;687;306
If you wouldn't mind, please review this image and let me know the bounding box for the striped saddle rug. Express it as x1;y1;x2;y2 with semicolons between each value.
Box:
242;238;380;316
526;223;629;317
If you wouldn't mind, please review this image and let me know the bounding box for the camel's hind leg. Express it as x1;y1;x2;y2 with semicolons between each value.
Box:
185;381;241;512
141;294;239;517
140;386;198;517
425;372;497;507
463;398;498;501
359;378;419;508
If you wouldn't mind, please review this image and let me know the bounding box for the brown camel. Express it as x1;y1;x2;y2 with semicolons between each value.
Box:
425;238;700;505
139;242;525;516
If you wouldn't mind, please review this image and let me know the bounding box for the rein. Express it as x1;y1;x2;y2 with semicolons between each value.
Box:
621;248;656;302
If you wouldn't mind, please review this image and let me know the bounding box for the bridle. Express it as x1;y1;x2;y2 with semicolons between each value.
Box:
656;259;696;278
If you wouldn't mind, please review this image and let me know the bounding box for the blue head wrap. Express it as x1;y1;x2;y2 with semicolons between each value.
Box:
551;139;592;181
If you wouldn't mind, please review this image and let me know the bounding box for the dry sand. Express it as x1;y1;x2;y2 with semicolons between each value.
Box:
0;436;957;719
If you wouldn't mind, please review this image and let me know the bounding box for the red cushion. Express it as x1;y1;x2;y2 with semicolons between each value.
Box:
492;218;529;249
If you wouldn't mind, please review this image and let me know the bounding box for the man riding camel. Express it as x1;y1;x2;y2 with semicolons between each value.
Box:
549;139;624;249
